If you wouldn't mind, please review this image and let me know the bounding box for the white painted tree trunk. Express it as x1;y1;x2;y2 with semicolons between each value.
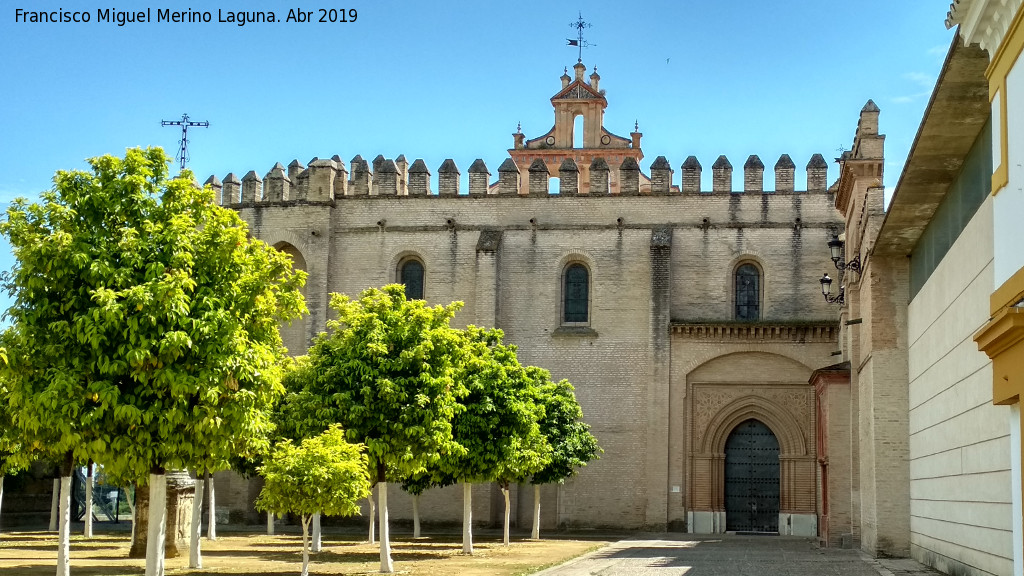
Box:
205;473;216;540
502;487;511;547
49;478;60;532
300;514;311;576
267;511;274;536
129;483;137;545
531;484;541;540
189;477;204;569
311;512;321;552
145;473;167;576
412;494;421;538
128;486;136;548
84;462;94;538
367;492;375;544
56;474;71;576
462;482;473;555
378;482;393;573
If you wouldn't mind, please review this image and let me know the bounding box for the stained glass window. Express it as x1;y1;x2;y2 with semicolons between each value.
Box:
564;264;589;323
735;263;760;321
400;259;424;300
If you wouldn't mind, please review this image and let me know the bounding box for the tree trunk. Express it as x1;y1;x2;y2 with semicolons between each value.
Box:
145;473;167;576
378;481;393;573
531;484;541;540
205;472;216;540
311;512;321;552
300;514;310;576
189;476;203;569
412;494;421;538
502;486;510;547
84;460;94;538
462;482;473;555
367;492;375;544
56;473;72;576
49;478;59;532
128;484;137;548
267;511;274;536
0;474;5;540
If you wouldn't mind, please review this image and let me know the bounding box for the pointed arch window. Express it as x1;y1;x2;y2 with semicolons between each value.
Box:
563;263;589;323
399;258;424;300
735;263;760;321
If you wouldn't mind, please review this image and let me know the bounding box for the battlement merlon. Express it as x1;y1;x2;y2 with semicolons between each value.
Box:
211;152;832;206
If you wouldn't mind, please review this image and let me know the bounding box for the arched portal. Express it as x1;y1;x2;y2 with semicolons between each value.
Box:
272;241;309;355
724;419;780;532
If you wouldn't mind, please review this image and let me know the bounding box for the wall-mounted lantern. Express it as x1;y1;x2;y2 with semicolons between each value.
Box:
828;234;861;274
820;273;844;305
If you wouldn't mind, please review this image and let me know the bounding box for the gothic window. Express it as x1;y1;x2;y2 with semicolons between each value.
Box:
399;258;424;300
563;263;589;323
735;263;760;321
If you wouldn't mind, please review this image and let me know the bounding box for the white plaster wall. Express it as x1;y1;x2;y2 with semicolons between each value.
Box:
908;197;1013;576
993;56;1024;286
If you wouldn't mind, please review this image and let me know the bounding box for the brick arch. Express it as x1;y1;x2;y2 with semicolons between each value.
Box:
679;348;814;383
389;250;426;282
701;395;808;457
261;229;311;266
557;248;598;275
271;241;307;272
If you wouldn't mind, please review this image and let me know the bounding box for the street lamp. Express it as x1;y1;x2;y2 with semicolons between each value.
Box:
828;234;861;274
820;273;844;305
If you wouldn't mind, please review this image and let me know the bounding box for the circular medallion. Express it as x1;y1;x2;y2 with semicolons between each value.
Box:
601;134;611;145
545;135;555;146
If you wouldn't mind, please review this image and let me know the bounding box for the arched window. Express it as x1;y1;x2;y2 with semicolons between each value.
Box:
399;258;424;300
563;263;589;323
735;263;760;321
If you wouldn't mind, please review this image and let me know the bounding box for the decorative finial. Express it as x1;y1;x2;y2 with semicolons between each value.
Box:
567;12;595;63
517;122;521;134
564;67;568;74
634;120;639;132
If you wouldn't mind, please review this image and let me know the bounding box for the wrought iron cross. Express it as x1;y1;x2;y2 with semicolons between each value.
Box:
161;113;209;170
567;12;595;63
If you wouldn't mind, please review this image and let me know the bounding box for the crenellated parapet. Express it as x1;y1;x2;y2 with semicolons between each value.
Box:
211;151;832;206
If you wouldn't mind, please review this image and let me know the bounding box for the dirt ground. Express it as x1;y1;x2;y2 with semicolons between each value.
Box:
0;529;607;575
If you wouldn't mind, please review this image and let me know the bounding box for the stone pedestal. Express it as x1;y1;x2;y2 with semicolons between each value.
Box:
128;471;196;558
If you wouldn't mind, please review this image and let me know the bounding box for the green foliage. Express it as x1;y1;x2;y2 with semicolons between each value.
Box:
400;469;452;496
447;327;551;487
0;373;28;475
255;424;371;518
295;285;468;481
0;147;307;480
531;374;601;485
230;355;309;478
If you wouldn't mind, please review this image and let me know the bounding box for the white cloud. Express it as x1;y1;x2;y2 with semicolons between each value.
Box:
904;72;934;88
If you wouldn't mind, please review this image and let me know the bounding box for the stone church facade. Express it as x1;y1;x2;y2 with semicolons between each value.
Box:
206;61;850;538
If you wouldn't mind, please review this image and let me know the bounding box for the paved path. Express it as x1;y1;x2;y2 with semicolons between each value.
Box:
533;535;944;576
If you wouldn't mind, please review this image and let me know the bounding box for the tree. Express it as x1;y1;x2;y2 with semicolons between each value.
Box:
0;148;306;576
0;369;29;541
530;375;601;539
295;286;467;573
446;327;551;551
256;425;370;576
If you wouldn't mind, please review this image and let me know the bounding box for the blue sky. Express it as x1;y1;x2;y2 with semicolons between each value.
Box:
0;1;956;315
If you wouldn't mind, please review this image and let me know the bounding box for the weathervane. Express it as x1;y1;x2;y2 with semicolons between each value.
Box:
567;12;595;63
161;113;209;170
